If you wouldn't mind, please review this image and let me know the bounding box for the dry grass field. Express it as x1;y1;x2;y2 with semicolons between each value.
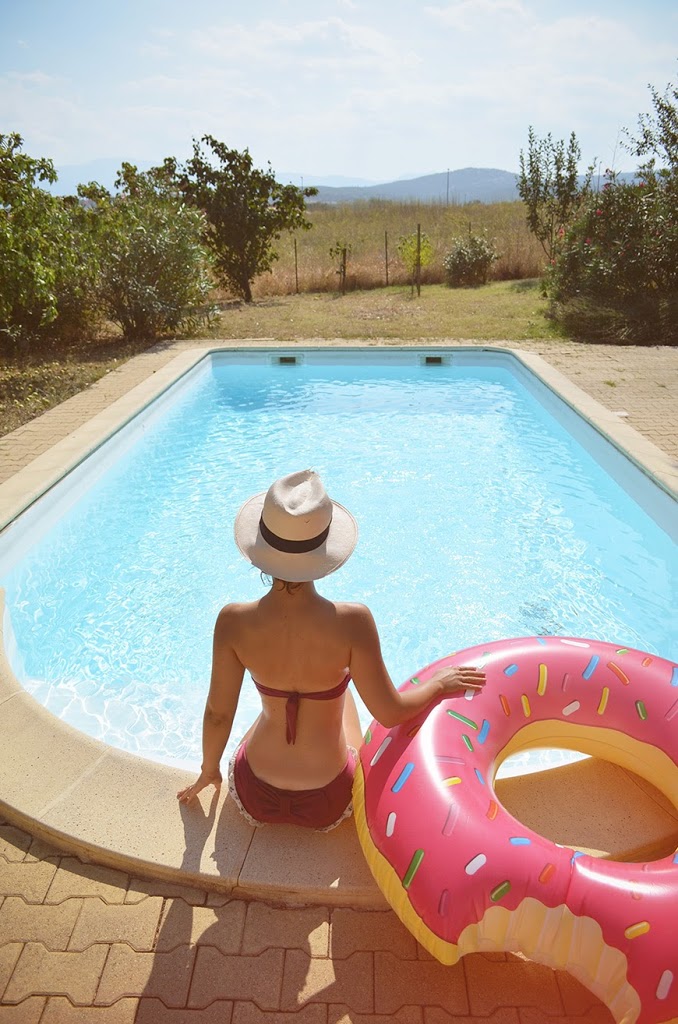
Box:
251;199;546;297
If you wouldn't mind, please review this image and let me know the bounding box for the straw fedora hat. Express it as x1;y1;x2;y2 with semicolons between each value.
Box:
234;470;358;582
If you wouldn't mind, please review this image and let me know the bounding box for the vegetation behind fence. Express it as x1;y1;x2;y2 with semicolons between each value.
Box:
249;199;545;298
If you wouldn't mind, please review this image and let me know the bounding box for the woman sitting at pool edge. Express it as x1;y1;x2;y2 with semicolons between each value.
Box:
177;470;486;830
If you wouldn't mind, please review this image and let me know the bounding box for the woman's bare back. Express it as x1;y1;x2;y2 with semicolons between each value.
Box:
228;585;363;788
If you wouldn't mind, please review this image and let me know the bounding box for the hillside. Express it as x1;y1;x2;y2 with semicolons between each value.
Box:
310;168;519;204
50;161;637;203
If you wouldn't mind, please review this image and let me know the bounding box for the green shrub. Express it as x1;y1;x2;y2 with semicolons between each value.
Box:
0;134;99;350
84;164;216;341
549;174;677;345
443;234;498;287
548;75;678;345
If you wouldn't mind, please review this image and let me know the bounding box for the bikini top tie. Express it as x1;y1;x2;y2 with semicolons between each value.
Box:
252;673;351;744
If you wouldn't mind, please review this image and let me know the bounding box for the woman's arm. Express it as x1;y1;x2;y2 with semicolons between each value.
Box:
345;604;485;728
177;605;245;804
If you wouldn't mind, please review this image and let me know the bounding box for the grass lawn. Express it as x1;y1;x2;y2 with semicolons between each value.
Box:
1;280;564;437
211;280;562;343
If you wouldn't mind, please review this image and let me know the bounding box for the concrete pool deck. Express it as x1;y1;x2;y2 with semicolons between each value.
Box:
1;339;677;1020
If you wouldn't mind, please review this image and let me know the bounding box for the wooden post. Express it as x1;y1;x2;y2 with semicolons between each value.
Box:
294;238;299;294
384;230;389;286
341;247;347;295
416;223;421;297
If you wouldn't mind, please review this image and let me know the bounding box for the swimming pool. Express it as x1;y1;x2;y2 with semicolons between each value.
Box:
1;348;676;777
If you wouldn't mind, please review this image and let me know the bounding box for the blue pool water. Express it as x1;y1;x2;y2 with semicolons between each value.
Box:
1;351;676;775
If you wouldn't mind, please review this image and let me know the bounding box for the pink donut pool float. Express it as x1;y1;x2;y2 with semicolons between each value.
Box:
353;637;678;1024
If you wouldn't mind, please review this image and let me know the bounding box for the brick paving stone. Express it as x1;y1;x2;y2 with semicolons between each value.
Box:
0;897;82;950
518;1011;613;1024
125;877;207;906
373;952;468;1016
464;954;563;1016
136;999;234;1023
155;899;247;954
206;892;232;907
554;972;615;1019
0;828;32;862
95;944;196;1007
3;943;108;1005
418;946;509;962
188;947;284;1010
0;944;23;1000
242;903;329;957
24;838;61;864
330;908;416;960
0;998;46;1023
425;1009;520;1024
330;1004;424;1023
0;861;57;904
41;998;139;1023
281;950;373;1014
233;1005;326;1024
45;860;129;905
68;896;163;951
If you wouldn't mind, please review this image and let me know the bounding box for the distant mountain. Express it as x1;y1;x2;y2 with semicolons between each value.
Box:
308;167;640;205
309;168;521;204
49;161;638;204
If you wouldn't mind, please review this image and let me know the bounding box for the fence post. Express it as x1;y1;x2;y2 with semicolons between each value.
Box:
416;223;421;297
384;230;389;286
341;247;347;295
294;238;299;294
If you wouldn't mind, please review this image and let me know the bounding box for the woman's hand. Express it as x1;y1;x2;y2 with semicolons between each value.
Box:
177;768;223;805
431;665;486;696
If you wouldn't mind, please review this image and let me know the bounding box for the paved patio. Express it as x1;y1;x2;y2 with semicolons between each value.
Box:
0;819;615;1023
1;338;676;1021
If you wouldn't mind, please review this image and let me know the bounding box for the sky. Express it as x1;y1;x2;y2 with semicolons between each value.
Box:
1;0;676;184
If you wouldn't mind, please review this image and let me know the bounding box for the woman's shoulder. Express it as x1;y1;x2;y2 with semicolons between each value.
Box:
332;600;376;626
214;600;260;629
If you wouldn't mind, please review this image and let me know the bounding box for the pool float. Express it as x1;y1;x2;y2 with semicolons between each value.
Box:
353;637;678;1024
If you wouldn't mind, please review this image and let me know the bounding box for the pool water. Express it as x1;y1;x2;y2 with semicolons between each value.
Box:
1;353;676;776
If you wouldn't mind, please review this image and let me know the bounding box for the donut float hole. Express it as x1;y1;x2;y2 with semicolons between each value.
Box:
495;751;678;863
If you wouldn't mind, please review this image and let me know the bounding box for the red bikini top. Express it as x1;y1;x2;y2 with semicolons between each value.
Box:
252;673;351;745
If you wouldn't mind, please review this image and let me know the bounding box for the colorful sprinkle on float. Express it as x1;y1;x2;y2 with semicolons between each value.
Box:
353;637;678;1024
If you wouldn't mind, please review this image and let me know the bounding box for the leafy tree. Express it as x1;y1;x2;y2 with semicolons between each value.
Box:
629;76;678;172
80;163;215;341
518;127;593;265
548;175;678;344
397;230;434;295
549;75;678;345
1;133;65;348
170;136;317;302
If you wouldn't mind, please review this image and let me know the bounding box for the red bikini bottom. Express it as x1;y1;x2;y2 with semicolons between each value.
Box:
229;743;357;830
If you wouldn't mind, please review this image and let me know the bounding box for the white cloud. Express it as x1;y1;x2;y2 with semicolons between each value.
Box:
425;0;528;30
5;70;60;87
137;43;173;60
190;16;419;78
2;2;675;179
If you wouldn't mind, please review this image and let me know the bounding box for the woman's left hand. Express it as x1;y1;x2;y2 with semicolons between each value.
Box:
177;768;222;805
